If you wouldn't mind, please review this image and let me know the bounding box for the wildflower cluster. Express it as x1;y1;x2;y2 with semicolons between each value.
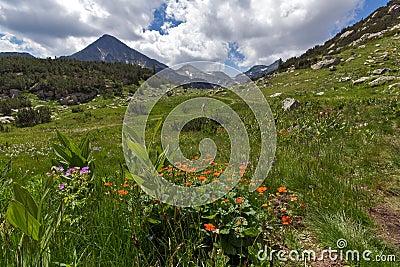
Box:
48;166;93;225
103;176;138;196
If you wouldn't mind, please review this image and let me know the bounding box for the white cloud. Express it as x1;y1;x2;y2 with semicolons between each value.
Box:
0;0;368;70
130;0;365;68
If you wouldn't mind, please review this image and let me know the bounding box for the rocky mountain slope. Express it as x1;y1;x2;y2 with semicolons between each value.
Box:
65;34;167;72
243;59;281;79
281;0;400;70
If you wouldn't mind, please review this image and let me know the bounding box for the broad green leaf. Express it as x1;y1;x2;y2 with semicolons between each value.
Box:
12;183;38;219
126;140;152;168
7;200;41;241
53;143;72;162
79;135;91;159
56;130;82;157
131;174;145;185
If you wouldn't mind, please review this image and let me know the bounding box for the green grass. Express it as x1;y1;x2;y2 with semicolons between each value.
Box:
1;31;400;266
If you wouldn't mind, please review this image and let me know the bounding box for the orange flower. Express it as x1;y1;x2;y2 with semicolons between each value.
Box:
235;197;243;204
185;182;192;187
282;215;292;225
158;173;164;177
299;202;307;209
104;182;112;187
277;187;287;193
204;223;216;231
291;197;298;202
118;190;128;195
262;203;268;207
198;176;208;181
213;179;221;183
256;186;268;193
122;183;130;188
213;172;221;177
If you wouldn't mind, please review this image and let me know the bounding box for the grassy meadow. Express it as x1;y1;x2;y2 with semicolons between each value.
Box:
1;31;400;266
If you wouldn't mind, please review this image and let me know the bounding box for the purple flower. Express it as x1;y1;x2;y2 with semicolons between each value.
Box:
80;166;90;175
59;184;65;190
55;166;64;172
65;167;77;177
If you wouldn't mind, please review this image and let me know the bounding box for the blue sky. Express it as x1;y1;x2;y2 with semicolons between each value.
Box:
0;0;393;72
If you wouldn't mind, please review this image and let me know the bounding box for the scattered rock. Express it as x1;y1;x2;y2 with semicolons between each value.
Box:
346;56;355;62
9;89;22;97
311;58;340;70
340;77;352;82
270;92;282;98
353;77;371;85
125;97;134;102
316;92;325;96
388;83;400;90
0;116;15;124
372;68;390;75
339;30;354;39
381;52;390;60
350;31;386;47
369;76;398;87
328;66;337;71
214;88;225;94
282;98;300;111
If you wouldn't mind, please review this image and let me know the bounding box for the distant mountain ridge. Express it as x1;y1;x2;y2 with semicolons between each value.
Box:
244;59;281;79
65;34;168;72
0;52;35;58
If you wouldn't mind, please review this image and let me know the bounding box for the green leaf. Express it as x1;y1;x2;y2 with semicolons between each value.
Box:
202;213;218;220
221;237;236;255
53;143;72;163
56;130;82;158
7;200;41;241
126;140;152;168
131;174;145;186
219;228;230;235
243;227;260;237
12;183;38;219
79;135;91;160
147;217;161;224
